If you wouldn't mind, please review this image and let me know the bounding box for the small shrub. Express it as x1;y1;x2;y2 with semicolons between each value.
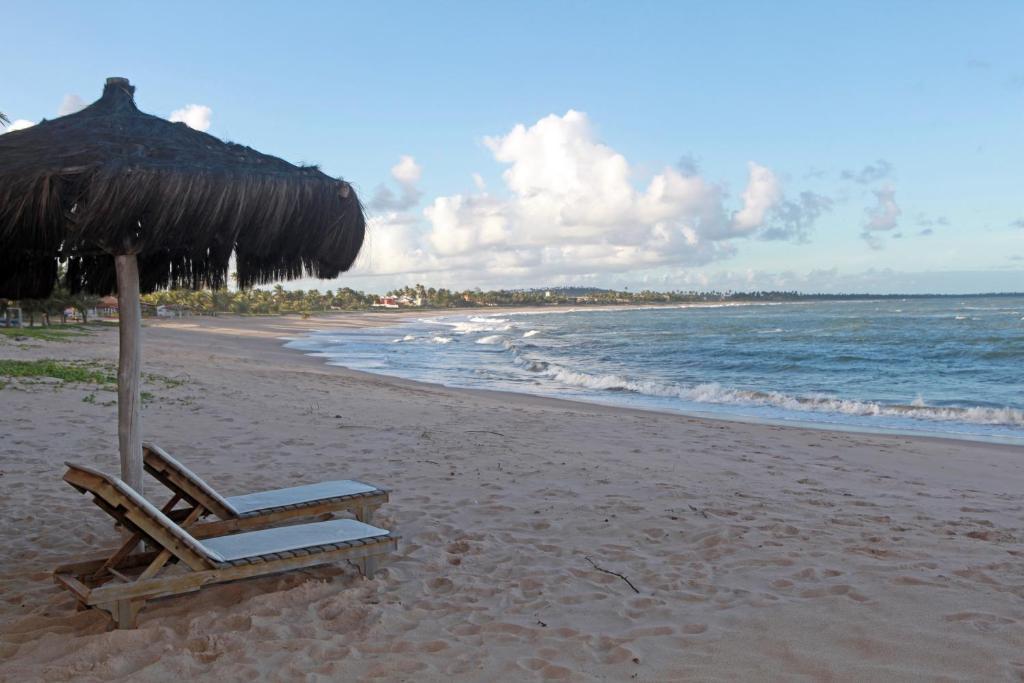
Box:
0;359;116;384
0;326;91;342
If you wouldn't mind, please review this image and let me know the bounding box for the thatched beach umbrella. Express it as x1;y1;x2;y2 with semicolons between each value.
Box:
0;77;365;492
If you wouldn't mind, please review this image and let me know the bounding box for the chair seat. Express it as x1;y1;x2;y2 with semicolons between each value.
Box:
225;480;381;514
200;518;391;563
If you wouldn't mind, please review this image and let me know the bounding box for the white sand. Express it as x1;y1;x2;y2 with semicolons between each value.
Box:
1;313;1022;681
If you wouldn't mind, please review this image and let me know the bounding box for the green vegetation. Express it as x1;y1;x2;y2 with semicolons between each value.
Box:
0;324;94;342
3;289;102;327
144;372;187;389
136;283;842;315
141;284;376;315
0;359;115;385
8;272;1022;323
139;284;1024;315
0;360;185;407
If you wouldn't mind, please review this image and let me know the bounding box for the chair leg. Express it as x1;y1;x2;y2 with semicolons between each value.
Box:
358;556;378;579
113;599;142;629
355;505;374;524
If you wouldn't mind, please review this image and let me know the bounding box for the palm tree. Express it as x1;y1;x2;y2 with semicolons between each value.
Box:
272;284;286;309
0;112;9;127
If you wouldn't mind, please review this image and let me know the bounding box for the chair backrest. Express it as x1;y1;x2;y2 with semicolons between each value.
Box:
64;462;225;568
142;442;239;519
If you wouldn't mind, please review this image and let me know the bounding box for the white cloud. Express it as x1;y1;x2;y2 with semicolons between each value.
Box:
358;211;435;275
865;187;900;231
369;155;424;212
58;94;86;116
861;185;901;249
760;191;833;242
864;187;899;229
169;104;212;132
390;155;421;185
353;110;815;285
2;119;35;133
731;162;781;233
3;95;89;134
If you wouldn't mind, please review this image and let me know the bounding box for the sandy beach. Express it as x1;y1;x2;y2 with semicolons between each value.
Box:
1;312;1023;682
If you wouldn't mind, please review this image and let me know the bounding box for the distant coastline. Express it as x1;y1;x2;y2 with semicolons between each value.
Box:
133;286;1024;318
7;285;1023;325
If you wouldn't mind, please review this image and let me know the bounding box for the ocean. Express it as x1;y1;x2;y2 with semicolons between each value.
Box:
285;297;1024;444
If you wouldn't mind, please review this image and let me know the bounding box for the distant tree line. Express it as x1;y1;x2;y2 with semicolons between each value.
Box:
137;284;1024;315
5;278;1020;324
2;288;101;326
141;285;377;315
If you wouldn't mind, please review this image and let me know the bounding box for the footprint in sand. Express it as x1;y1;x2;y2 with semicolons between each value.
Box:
426;577;455;595
517;658;573;680
446;540;471;554
943;612;1017;632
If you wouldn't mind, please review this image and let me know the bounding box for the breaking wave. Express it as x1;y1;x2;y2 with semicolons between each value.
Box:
511;352;1024;427
476;334;505;345
288;298;1024;441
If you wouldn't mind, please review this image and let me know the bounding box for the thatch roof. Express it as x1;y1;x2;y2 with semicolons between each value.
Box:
0;77;365;299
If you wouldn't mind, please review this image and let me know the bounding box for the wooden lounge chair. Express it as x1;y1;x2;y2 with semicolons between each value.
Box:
142;442;388;537
54;462;398;629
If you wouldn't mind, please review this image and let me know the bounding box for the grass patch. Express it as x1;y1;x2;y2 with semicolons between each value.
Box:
0;325;95;342
0;359;116;385
144;372;188;388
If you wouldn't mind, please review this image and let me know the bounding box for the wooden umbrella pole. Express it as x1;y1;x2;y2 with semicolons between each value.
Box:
114;254;143;494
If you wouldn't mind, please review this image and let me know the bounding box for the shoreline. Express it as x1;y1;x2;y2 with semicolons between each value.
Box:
192;309;1024;449
4;313;1024;680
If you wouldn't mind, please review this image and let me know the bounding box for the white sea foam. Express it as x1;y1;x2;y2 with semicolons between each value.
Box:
476;335;505;345
511;352;1024;427
289;299;1024;437
438;319;515;335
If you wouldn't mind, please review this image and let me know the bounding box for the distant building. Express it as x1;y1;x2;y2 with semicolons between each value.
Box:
372;296;399;309
397;295;424;307
156;304;192;318
97;295;119;317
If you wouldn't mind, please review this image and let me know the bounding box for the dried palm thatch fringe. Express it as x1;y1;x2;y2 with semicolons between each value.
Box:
0;78;365;299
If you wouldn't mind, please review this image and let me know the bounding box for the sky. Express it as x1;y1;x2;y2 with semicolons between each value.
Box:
2;1;1023;294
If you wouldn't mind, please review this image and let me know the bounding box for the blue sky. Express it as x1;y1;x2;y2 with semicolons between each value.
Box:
3;1;1023;293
